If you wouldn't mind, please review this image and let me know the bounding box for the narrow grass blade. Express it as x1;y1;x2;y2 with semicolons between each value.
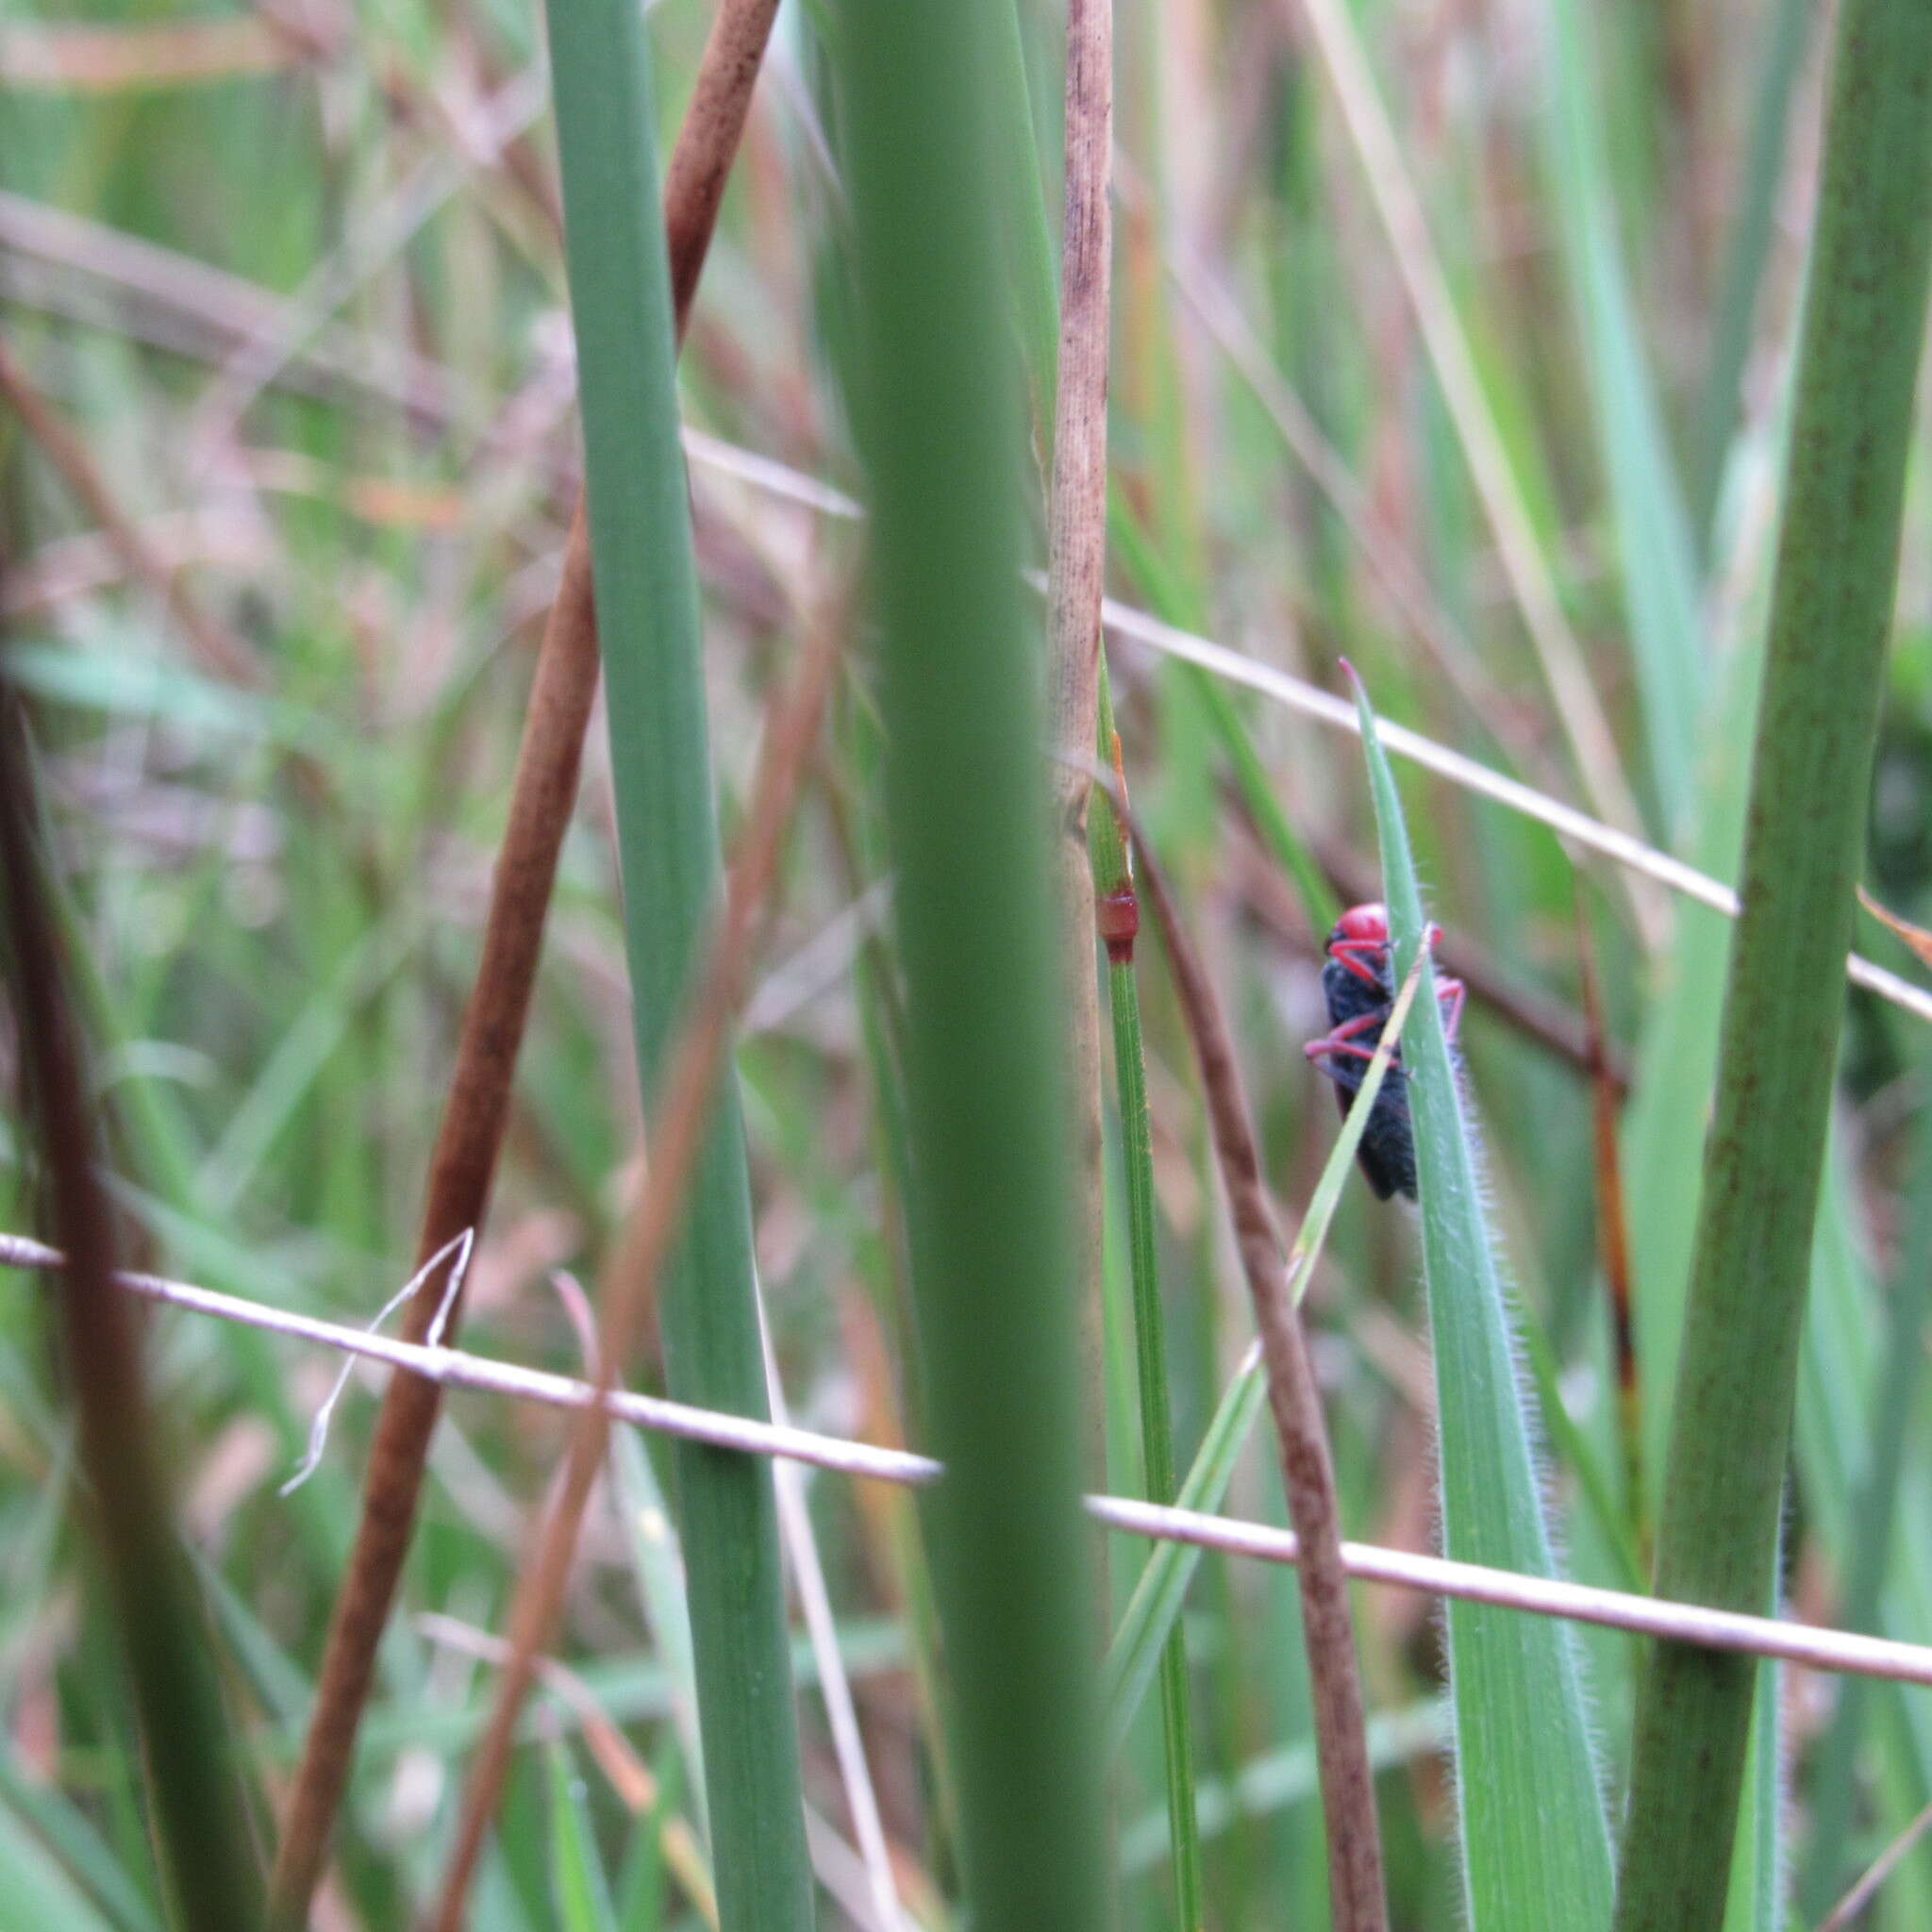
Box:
0;1798;122;1932
1091;667;1201;1923
1721;1616;1783;1932
545;0;812;1920
1103;949;1425;1755
1615;0;1932;1918
1541;0;1703;836
547;1744;622;1932
838;2;1110;1926
1799;1104;1932;1916
1349;671;1615;1929
1691;0;1815;548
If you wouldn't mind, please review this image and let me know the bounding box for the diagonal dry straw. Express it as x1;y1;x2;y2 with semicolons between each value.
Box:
425;594;842;1928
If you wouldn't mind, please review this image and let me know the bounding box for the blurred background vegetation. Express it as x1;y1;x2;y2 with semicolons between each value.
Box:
3;0;1932;1924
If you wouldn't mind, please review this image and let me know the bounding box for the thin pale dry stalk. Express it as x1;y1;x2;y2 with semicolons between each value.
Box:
269;2;782;1912
425;603;842;1932
1095;593;1932;1025
1128;818;1388;1932
0;333;260;685
1817;1794;1932;1931
414;1615;721;1924
25;1229;1932;1690
1045;0;1114;1501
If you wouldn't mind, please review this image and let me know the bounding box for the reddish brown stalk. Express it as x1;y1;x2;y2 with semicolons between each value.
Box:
426;601;842;1932
1044;0;1115;1498
1576;903;1644;1562
0;333;260;686
1127;814;1389;1932
268;1;782;1915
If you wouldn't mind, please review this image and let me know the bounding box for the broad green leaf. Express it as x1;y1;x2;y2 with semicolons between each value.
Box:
1352;672;1614;1929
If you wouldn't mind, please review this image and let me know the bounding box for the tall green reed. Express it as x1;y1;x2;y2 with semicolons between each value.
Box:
838;2;1109;1924
1614;1;1932;1922
545;0;811;1920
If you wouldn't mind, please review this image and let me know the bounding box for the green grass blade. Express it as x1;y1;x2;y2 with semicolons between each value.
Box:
543;0;813;1916
1092;666;1202;1924
611;1432;706;1834
838;2;1109;1925
0;1796;121;1932
1613;0;1932;1918
0;1757;166;1932
1690;0;1815;550
1541;0;1703;838
546;1744;621;1932
1349;672;1615;1929
1720;1621;1783;1932
1798;1103;1932;1917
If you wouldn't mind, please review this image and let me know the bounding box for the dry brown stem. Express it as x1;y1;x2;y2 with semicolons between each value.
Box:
1044;0;1115;1497
1128;817;1389;1932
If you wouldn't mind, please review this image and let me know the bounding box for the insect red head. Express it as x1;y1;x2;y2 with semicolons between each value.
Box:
1329;903;1391;952
1324;902;1392;992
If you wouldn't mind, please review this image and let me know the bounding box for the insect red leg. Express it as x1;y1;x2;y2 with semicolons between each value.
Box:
1306;1036;1388;1071
1436;975;1466;1043
1302;1009;1384;1059
1327;938;1388;990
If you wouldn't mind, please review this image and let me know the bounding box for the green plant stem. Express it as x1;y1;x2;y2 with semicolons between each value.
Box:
1613;3;1932;1924
542;0;812;1923
838;5;1109;1928
1093;664;1204;1927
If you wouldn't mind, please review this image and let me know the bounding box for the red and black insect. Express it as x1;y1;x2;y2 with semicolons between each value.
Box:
1303;903;1464;1201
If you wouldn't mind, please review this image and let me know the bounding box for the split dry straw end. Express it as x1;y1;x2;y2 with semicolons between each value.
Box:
1614;0;1932;1924
268;0;786;1918
839;1;1110;1925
